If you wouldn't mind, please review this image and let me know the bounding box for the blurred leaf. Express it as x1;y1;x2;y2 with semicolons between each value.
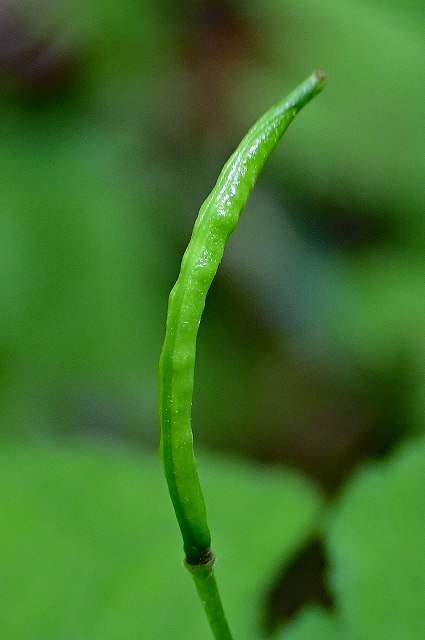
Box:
222;0;425;381
0;0;180;438
275;606;339;640
0;94;171;435
239;0;425;229
273;435;425;639
327;435;425;640
0;442;322;639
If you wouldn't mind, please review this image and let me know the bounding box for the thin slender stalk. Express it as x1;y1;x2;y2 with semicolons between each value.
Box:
159;72;325;639
186;554;233;640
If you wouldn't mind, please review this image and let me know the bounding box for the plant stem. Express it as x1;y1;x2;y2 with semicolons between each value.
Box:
159;71;325;640
185;553;234;640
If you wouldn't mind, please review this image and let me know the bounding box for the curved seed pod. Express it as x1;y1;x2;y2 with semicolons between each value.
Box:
159;71;325;562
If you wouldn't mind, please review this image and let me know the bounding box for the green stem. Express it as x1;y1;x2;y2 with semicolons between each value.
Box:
159;71;325;640
185;554;233;640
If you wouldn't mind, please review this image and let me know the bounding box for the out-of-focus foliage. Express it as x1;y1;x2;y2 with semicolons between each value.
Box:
1;0;425;636
328;434;425;640
1;435;423;639
0;441;321;639
275;607;338;640
0;0;177;440
275;435;425;639
220;0;425;451
1;0;425;476
263;0;425;370
0;108;166;434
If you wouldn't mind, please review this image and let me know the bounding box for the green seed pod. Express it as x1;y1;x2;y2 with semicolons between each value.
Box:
159;72;325;563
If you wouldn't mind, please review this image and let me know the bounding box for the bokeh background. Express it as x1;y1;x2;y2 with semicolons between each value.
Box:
1;1;425;638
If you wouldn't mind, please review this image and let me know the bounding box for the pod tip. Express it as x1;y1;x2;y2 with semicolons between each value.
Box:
313;70;326;82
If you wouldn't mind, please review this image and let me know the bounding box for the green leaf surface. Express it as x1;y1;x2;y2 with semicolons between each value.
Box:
275;606;339;640
274;436;425;640
0;442;321;639
327;435;425;640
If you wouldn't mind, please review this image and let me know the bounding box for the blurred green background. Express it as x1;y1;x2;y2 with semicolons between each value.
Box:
1;1;425;638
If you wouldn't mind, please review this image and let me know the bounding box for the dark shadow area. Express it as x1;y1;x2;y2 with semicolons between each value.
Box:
263;538;333;634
